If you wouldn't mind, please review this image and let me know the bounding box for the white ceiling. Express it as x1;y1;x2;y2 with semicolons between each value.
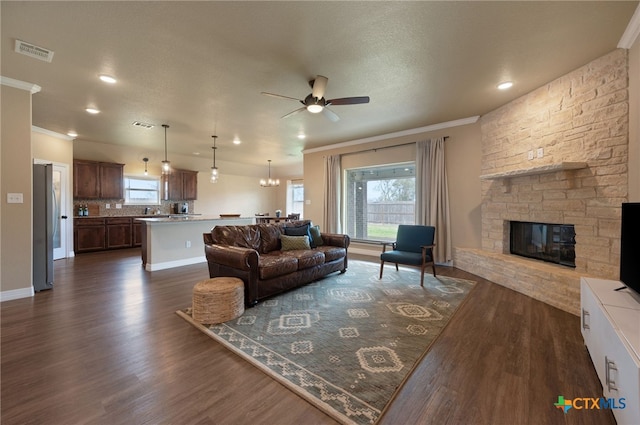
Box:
2;1;638;169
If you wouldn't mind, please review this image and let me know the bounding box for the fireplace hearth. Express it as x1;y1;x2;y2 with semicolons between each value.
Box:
510;221;576;268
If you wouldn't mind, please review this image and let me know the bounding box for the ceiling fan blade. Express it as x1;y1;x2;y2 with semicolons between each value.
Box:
311;75;328;99
261;92;302;102
322;107;340;122
281;107;306;119
327;96;370;106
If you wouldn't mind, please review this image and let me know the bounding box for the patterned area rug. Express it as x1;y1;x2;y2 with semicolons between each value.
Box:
177;260;475;425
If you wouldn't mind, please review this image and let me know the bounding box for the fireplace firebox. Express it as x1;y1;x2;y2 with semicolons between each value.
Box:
510;221;576;268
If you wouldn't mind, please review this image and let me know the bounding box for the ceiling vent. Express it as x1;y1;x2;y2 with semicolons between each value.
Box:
132;121;155;129
14;40;54;63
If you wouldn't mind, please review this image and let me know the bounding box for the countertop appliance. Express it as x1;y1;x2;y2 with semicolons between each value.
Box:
33;163;54;291
173;202;189;214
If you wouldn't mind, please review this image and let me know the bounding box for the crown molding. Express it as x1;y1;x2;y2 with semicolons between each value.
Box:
32;126;75;141
618;3;640;49
302;116;479;155
0;76;41;94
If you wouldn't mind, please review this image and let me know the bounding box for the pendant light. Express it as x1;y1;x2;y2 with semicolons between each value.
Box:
260;160;279;187
143;157;149;176
210;135;219;183
161;124;171;175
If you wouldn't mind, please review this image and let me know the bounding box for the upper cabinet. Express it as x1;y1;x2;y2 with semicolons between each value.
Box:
164;169;198;200
74;159;124;199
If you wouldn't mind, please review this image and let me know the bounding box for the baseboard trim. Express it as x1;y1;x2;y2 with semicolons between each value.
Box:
1;286;35;302
145;256;206;271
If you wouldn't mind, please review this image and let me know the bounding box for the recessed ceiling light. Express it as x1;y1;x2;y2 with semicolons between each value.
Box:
297;133;306;140
497;81;513;90
67;131;78;138
192;152;200;156
85;107;100;114
233;139;241;145
99;74;117;84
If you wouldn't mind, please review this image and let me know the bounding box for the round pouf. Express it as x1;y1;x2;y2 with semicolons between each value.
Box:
192;277;244;324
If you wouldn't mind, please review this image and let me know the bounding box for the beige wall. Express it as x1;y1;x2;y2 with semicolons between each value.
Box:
1;84;33;296
303;121;483;257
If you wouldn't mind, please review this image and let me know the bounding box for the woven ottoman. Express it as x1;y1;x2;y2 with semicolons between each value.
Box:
192;277;244;324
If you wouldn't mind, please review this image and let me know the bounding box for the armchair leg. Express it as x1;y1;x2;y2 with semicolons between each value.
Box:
432;263;437;277
379;261;384;279
420;263;426;287
395;263;399;271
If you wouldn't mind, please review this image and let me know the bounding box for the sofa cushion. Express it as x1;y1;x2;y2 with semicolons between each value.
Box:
314;245;347;262
284;223;314;247
257;223;285;254
212;225;261;250
258;253;298;280
309;225;324;247
280;234;311;251
281;250;325;270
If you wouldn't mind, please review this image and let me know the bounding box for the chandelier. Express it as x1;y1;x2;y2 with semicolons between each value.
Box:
260;160;279;187
210;135;219;183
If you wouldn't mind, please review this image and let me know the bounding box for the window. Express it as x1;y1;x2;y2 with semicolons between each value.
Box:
124;175;161;205
345;163;415;242
286;180;304;218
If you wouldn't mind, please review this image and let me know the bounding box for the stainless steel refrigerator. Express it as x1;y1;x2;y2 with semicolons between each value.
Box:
33;163;54;291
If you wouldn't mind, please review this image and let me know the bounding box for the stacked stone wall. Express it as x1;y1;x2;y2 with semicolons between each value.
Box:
455;49;629;314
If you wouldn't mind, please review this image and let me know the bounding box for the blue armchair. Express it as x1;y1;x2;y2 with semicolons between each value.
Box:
379;225;436;286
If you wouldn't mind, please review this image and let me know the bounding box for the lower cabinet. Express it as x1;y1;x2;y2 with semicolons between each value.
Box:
75;217;145;253
74;218;107;253
581;277;640;424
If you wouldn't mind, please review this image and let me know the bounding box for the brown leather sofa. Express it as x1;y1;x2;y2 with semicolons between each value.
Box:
203;221;350;306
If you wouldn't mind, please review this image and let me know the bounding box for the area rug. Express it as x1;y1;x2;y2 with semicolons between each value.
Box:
177;260;475;425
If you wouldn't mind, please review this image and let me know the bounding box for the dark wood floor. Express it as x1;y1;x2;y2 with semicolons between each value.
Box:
1;249;614;425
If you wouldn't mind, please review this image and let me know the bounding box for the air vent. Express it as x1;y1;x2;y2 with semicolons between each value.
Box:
14;40;54;63
132;121;155;129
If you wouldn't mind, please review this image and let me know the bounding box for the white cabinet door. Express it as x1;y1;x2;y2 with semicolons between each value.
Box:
581;280;608;383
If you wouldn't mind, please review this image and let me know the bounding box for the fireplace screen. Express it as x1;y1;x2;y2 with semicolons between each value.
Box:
510;221;576;267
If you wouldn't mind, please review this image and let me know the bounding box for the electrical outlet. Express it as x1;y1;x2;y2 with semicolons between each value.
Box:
527;150;534;160
537;147;544;158
7;193;23;203
105;203;110;209
185;240;191;248
115;203;122;209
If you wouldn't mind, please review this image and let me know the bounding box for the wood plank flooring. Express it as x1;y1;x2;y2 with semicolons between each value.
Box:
1;249;614;425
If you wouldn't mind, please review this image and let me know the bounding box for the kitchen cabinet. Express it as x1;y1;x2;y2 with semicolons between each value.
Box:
74;218;106;253
133;221;143;247
106;217;132;249
581;277;640;424
164;169;198;200
73;159;124;199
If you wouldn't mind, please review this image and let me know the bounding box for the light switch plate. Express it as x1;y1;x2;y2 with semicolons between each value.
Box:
537;148;544;158
105;203;111;209
527;151;534;160
7;193;23;203
115;203;122;209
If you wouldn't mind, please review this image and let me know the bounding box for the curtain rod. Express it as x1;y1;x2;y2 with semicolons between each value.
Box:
340;136;448;157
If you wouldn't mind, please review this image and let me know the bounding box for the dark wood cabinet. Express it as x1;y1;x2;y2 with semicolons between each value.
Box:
73;159;124;199
106;217;132;249
133;221;143;247
164;169;198;200
74;218;106;253
99;163;124;198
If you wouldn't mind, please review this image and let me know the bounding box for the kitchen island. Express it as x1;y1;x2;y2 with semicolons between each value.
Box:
137;215;253;271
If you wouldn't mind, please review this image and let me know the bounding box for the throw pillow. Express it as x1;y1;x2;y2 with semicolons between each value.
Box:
309;225;324;246
280;234;311;251
284;223;315;248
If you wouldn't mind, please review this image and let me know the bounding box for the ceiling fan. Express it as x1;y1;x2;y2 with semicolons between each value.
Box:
261;75;369;122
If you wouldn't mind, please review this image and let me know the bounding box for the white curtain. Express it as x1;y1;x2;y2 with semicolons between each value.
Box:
415;138;452;263
323;154;342;233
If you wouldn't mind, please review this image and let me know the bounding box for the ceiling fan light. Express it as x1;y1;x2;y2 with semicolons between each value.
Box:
307;104;323;114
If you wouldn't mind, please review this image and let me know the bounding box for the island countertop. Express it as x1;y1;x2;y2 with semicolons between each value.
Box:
136;215;254;223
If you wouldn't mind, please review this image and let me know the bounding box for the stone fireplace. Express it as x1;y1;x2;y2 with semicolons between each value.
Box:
455;49;629;315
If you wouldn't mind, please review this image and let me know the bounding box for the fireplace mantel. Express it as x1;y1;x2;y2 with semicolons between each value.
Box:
480;162;588;180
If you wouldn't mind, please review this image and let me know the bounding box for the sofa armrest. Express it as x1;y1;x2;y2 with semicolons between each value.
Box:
204;244;258;271
203;232;214;245
320;232;350;249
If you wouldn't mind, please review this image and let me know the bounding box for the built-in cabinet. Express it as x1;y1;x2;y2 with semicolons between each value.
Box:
164;169;198;200
581;277;640;424
74;217;146;253
73;159;124;199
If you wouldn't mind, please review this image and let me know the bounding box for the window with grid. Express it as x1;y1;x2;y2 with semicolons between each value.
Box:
124;176;161;205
